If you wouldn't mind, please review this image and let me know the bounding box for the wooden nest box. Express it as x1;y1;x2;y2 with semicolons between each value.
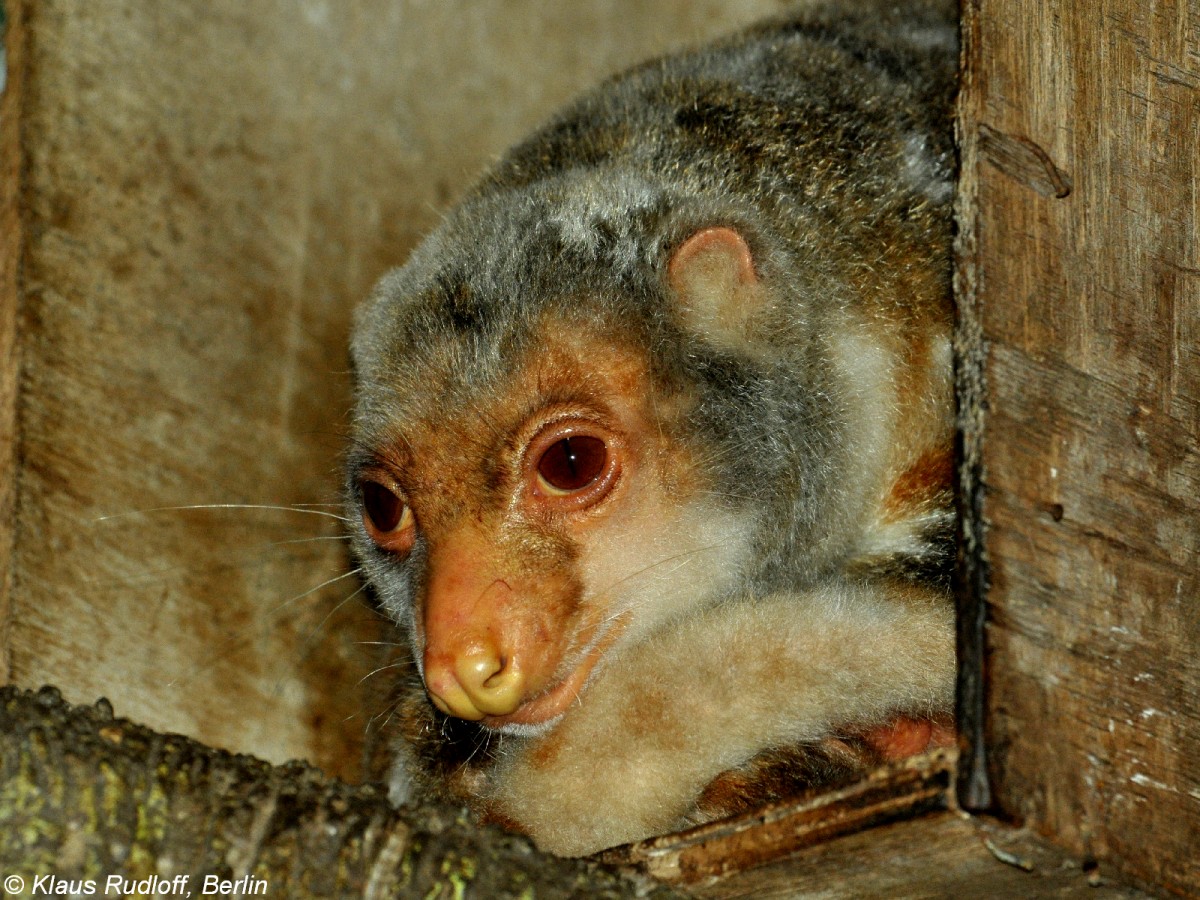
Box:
0;1;1194;896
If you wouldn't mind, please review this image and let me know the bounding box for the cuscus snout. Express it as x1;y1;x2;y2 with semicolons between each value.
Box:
420;525;578;725
424;637;526;720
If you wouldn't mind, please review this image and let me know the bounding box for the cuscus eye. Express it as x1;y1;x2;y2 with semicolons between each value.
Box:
536;435;607;494
360;480;415;552
362;481;404;531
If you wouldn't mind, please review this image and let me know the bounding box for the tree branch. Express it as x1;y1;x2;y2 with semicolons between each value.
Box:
0;686;681;899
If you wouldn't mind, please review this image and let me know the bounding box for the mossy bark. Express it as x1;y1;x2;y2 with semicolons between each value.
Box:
0;686;681;899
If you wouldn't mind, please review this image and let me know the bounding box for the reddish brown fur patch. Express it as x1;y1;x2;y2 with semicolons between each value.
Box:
883;444;954;519
695;740;874;819
617;684;687;756
527;726;566;770
851;713;956;759
891;327;931;421
477;808;526;833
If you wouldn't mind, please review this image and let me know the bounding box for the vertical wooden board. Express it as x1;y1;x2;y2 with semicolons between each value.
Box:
5;1;789;778
0;1;28;683
960;0;1200;893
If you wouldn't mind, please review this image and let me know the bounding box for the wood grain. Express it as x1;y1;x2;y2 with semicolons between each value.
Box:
0;0;29;684
601;750;955;885
958;0;1200;893
691;813;1154;899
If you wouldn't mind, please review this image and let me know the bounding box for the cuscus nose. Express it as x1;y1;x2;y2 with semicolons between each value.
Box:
424;639;525;720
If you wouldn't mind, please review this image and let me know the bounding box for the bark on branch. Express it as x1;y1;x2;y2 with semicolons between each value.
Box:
0;686;681;899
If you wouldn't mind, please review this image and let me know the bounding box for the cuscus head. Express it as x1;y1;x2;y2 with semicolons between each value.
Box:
346;181;795;730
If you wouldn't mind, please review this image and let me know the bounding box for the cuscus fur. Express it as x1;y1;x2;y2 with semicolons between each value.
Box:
347;0;958;856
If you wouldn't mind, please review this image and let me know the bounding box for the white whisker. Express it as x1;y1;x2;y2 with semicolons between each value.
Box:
164;567;363;689
263;567;363;619
95;503;352;524
83;542;345;588
357;659;410;687
272;582;371;700
601;541;723;600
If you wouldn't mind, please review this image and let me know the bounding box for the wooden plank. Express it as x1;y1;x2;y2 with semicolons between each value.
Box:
0;0;29;683
601;751;955;885
690;812;1156;899
957;0;1200;894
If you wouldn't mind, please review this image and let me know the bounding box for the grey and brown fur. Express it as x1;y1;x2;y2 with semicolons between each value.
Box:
347;0;958;856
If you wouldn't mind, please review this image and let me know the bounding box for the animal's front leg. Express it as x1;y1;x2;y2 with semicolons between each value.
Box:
486;581;955;856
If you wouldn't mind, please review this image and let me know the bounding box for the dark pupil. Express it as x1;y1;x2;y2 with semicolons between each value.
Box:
361;481;404;532
538;436;606;492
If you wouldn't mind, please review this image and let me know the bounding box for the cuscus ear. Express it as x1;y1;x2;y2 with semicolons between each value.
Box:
667;226;768;353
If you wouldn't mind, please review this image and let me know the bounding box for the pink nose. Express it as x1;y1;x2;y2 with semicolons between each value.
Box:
424;640;525;720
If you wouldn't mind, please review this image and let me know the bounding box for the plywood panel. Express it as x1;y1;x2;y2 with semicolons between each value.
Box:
957;0;1200;893
2;0;788;778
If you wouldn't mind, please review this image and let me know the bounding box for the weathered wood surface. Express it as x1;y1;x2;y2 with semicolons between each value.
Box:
957;0;1199;895
0;0;787;780
602;751;955;885
0;685;684;900
0;2;28;684
691;812;1156;899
